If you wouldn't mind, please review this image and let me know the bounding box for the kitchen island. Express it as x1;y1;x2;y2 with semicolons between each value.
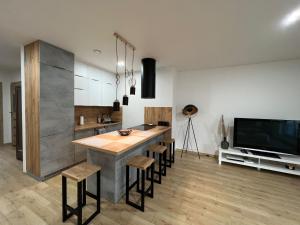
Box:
72;126;171;203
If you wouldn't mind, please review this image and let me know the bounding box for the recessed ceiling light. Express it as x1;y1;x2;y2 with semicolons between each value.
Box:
281;7;300;27
117;61;125;67
93;49;102;54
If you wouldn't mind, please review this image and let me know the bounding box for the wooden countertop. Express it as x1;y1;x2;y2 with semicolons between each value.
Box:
72;126;171;155
74;122;122;132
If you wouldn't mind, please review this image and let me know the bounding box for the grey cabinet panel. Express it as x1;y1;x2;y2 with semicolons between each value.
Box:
105;124;122;133
40;41;74;72
74;129;95;139
40;131;74;177
40;63;74;137
74;129;95;163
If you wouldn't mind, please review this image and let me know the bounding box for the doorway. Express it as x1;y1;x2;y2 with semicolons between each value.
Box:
0;82;3;145
11;82;22;161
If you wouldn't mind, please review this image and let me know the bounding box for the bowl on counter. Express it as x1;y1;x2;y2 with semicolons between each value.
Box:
117;129;132;136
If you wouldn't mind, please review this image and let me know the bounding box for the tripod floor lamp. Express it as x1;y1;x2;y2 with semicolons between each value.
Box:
181;104;201;159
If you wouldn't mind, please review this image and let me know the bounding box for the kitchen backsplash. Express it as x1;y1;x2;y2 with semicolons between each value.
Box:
75;106;122;125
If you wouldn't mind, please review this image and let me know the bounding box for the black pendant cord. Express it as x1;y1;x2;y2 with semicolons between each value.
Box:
115;37;120;100
129;48;136;95
130;49;136;86
113;36;121;111
124;43;127;94
122;43;129;105
131;49;134;76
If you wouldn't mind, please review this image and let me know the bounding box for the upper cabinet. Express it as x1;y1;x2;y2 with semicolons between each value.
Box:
88;72;102;106
74;62;89;106
102;72;115;106
74;61;88;77
74;61;115;106
40;41;74;72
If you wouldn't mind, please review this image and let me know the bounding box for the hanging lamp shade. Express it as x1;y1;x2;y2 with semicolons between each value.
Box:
122;95;129;105
182;105;198;116
130;86;136;95
113;99;120;111
141;58;156;99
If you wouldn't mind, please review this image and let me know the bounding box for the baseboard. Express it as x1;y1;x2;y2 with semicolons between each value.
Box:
27;160;87;182
175;148;216;158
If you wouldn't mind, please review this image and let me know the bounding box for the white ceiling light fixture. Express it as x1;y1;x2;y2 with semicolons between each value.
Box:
281;7;300;27
93;49;102;54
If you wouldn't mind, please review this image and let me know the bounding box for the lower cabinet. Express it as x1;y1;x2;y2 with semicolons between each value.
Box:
74;129;95;163
104;124;122;132
40;131;74;178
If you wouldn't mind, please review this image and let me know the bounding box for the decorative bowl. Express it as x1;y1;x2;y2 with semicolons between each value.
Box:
117;129;132;136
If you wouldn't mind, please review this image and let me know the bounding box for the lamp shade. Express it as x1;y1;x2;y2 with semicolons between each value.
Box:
122;95;129;105
182;105;198;116
130;86;136;95
113;100;120;111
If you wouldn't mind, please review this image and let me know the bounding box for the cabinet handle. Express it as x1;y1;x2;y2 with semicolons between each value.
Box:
91;79;99;81
75;74;84;78
74;88;84;90
106;82;112;85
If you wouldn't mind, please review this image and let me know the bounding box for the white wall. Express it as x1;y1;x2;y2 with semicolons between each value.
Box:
0;69;21;144
174;59;300;155
118;67;176;129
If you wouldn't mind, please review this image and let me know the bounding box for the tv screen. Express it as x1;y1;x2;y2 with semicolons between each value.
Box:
233;118;300;155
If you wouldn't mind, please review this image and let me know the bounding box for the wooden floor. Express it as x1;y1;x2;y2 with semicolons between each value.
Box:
1;145;300;225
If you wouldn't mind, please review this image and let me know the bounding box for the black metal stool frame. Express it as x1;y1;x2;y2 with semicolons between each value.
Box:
161;141;175;167
146;150;167;184
62;171;101;225
126;163;154;212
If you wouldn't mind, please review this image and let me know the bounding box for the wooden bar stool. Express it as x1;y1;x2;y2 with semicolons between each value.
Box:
146;144;167;184
161;138;176;168
61;162;101;225
126;155;155;212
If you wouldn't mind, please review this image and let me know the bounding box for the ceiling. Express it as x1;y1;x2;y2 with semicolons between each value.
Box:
0;0;300;72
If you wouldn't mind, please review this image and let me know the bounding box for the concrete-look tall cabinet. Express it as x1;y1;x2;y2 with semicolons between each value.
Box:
25;40;74;179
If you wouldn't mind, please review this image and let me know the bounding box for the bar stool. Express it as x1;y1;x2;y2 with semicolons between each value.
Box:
146;144;167;184
126;155;155;212
161;138;176;167
61;162;101;225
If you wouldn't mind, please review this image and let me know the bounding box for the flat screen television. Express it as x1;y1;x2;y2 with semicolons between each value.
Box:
233;118;300;155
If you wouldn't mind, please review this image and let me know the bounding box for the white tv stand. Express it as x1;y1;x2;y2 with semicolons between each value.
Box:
218;148;300;176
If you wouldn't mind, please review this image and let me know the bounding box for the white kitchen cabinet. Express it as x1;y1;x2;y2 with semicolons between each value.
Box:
102;71;116;106
102;81;115;106
74;61;116;106
74;74;88;90
74;88;88;105
74;61;88;77
74;73;89;105
88;77;102;106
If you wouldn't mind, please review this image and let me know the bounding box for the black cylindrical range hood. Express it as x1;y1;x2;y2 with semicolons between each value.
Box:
141;58;156;99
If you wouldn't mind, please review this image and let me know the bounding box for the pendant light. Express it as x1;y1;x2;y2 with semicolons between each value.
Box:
122;43;129;105
129;48;136;95
141;58;156;99
113;36;120;111
113;32;136;106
